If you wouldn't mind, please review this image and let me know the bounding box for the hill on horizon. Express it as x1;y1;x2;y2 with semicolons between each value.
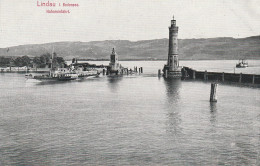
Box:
0;36;260;60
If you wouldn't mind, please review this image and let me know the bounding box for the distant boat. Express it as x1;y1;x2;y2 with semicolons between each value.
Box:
236;59;248;68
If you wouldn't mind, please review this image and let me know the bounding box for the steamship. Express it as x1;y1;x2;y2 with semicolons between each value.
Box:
26;53;99;81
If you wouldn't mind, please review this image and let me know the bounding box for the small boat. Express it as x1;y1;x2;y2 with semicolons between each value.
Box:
236;59;248;68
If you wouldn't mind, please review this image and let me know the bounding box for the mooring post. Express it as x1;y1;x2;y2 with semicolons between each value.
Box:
210;83;218;102
103;69;106;75
138;68;140;73
158;69;161;77
193;70;196;79
204;70;207;81
141;67;143;73
127;68;129;75
252;75;255;84
222;72;225;82
239;73;242;83
165;70;168;78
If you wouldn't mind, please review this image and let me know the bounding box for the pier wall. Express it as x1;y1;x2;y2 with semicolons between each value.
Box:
0;67;50;73
183;67;260;84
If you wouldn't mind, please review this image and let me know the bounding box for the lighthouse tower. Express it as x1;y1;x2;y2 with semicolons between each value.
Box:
109;48;120;73
163;15;182;78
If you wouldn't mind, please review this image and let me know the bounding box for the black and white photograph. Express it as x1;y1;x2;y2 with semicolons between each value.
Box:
0;0;259;165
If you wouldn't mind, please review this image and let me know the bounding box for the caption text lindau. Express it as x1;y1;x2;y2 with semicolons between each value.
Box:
36;1;79;14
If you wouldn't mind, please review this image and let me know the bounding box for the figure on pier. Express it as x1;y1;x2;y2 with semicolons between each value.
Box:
163;15;182;78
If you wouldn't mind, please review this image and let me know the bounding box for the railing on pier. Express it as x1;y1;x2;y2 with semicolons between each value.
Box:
183;67;260;84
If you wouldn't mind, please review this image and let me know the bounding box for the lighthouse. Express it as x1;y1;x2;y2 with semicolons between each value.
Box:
163;15;182;78
108;48;122;75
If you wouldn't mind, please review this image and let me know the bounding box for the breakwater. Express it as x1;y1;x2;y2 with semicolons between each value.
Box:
0;67;49;73
183;67;260;84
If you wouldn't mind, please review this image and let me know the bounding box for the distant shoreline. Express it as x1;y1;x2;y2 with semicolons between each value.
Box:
1;36;259;60
65;59;260;61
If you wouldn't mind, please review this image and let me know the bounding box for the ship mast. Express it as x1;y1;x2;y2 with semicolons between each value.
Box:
51;46;54;70
50;46;54;76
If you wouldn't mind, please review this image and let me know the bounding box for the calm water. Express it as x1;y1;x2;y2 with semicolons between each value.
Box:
0;61;260;165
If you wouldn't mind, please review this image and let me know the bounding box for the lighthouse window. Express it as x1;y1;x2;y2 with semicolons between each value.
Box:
111;55;115;63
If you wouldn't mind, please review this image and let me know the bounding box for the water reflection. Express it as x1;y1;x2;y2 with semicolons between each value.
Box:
107;76;123;92
210;102;217;113
163;78;182;136
164;78;181;103
209;102;217;127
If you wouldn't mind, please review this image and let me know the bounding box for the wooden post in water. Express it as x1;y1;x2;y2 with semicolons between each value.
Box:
127;68;129;75
165;70;168;78
138;68;140;73
239;73;242;83
141;67;143;73
158;69;161;77
103;69;106;75
204;70;207;81
222;72;225;82
193;70;196;79
210;83;218;102
252;75;255;84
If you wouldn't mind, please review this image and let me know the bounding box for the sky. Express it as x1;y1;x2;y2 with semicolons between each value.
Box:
0;0;259;48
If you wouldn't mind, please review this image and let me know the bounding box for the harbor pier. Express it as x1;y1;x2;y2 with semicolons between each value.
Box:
183;67;260;85
105;48;142;76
